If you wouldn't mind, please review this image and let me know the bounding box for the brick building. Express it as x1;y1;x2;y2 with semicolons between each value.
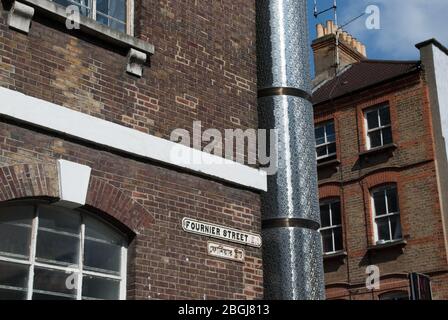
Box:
0;0;266;300
312;22;448;300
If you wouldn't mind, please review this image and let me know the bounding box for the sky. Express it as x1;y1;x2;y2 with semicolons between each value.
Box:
308;0;448;66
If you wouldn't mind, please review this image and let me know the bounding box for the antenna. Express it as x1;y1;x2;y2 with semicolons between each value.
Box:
313;1;367;74
313;0;337;22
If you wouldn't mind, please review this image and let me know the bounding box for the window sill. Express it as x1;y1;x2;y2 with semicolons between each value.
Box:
323;250;347;260
317;158;340;170
367;239;407;252
8;0;154;77
359;143;398;159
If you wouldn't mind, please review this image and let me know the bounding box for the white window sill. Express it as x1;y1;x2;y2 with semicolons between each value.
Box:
7;0;154;77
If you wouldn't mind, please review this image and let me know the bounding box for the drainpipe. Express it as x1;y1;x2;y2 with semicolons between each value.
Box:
256;0;325;299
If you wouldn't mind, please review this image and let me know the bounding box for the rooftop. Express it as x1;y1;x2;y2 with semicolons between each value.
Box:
312;59;421;106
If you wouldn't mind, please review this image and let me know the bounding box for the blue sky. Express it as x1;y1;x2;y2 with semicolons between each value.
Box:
307;0;448;65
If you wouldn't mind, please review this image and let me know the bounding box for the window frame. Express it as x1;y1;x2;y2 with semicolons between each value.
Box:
51;0;134;36
364;104;392;150
319;198;343;254
371;185;402;244
315;120;337;161
0;203;127;300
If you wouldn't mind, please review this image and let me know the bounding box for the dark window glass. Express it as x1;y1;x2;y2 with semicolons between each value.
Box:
327;143;337;155
390;215;403;240
373;191;387;216
382;127;393;145
369;130;382;148
326;123;335;142
331;202;341;225
82;275;120;300
379;107;391;126
320;204;331;227
366;110;379;129
84;216;122;274
333;227;343;251
36;206;80;265
0;261;29;298
32;267;77;299
376;218;391;241
0;206;33;258
316;146;327;158
315;126;325;145
387;187;398;213
321;230;333;253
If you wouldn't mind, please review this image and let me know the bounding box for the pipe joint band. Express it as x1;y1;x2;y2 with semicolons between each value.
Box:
257;87;313;103
262;218;320;231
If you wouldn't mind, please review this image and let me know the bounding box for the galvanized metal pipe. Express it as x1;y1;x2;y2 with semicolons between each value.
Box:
256;0;325;300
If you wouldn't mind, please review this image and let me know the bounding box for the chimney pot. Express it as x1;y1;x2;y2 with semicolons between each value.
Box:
326;20;333;34
316;24;324;38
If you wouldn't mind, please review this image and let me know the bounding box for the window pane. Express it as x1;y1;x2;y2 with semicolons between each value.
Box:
321;229;333;253
376;217;391;242
316;146;327;158
82;275;120;300
54;0;90;16
366;110;379;129
0;288;27;300
333;227;343;251
379;106;391;126
382;127;393;145
84;215;123;274
320;204;331;227
32;267;77;300
110;20;126;33
84;240;121;274
96;0;109;14
0;261;29;300
315;126;325;144
331;201;341;226
96;14;109;27
326;122;335;138
386;187;399;213
390;215;403;240
36;230;80;266
110;0;126;21
373;190;387;216
38;206;80;234
327;143;336;155
369;130;382;148
36;206;80;265
0;206;33;258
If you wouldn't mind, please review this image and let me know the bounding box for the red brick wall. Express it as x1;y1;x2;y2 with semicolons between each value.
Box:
0;0;263;300
315;73;448;300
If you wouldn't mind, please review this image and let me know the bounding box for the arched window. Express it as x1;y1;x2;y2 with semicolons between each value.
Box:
0;202;128;300
370;184;402;244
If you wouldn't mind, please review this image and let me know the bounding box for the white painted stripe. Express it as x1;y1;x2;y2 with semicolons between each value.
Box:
0;87;267;191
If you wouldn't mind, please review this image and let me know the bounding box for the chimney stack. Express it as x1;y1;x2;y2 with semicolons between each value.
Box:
312;21;367;86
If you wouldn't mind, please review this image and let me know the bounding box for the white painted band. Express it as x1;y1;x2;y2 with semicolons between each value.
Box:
0;87;267;191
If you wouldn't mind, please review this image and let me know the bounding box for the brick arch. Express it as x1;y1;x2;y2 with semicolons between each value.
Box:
0;163;154;233
319;183;341;200
362;169;399;190
86;177;154;233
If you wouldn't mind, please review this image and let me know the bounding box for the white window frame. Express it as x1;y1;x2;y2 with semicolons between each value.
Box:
315;121;337;161
364;105;392;150
0;204;127;300
371;185;402;244
319;199;343;254
51;0;134;36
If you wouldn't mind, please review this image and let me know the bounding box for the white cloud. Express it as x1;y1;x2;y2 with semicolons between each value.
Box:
335;0;448;59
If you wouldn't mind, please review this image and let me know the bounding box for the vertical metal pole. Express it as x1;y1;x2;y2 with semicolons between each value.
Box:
256;0;325;300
